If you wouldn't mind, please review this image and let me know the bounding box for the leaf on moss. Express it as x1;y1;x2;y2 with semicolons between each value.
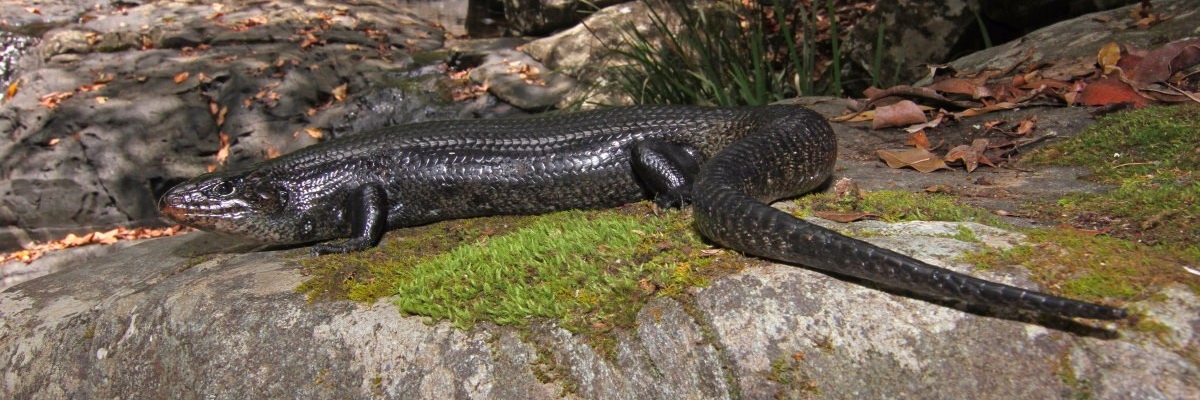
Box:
1079;77;1148;107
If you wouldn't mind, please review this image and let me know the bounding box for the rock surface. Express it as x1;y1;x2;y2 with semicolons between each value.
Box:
949;0;1199;76
2;214;1195;399
0;0;468;249
502;0;627;36
4;2;1200;398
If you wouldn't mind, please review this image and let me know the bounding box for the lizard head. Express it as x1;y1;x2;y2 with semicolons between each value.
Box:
159;168;298;244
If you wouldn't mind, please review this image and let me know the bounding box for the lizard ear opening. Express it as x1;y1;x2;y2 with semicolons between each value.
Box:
250;181;290;212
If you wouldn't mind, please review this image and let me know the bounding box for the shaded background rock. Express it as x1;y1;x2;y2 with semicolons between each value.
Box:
949;0;1199;76
469;49;576;110
843;0;1142;94
501;0;627;36
0;0;477;250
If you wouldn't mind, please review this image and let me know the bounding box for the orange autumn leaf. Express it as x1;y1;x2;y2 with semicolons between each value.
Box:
1079;77;1148;107
173;71;190;83
5;80;19;101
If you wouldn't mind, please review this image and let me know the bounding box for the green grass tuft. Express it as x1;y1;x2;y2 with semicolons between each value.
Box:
607;0;840;106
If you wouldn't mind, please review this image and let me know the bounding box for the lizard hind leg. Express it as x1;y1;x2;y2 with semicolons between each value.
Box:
631;139;706;209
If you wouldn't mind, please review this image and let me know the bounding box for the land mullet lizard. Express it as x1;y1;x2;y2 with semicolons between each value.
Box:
160;105;1127;320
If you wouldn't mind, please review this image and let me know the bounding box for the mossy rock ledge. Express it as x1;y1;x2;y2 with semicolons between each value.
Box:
1;214;1195;399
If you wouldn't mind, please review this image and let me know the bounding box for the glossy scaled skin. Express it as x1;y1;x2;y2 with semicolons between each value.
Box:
160;105;1126;320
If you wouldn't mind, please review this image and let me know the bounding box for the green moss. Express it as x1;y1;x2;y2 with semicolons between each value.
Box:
1132;317;1174;344
768;352;820;395
960;228;1194;302
792;189;1005;226
1026;105;1199;257
937;224;982;243
1056;351;1094;400
296;202;745;346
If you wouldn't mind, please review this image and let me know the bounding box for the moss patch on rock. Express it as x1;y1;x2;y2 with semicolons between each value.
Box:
1026;104;1199;259
296;202;745;340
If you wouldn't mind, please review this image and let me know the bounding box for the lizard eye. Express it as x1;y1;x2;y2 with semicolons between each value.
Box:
211;180;239;197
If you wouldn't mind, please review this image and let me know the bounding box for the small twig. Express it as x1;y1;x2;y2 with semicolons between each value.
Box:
1161;81;1200;104
1112;161;1156;169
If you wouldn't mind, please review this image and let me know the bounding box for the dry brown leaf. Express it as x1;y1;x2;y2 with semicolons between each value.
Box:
173;71;190;84
95;96;108;104
876;148;951;173
47;138;60;146
331;83;348;102
0;226;193;264
77;83;106;93
216;105;228;126
1127;38;1200;86
1098;42;1122;75
5;80;17;101
903;113;945;133
1079;77;1148;107
905;131;933;150
38;91;74;108
300;32;322;48
303;127;324;139
927;77;991;99
944;138;996;172
872;100;927;130
830;109;875;122
216;133;231;164
1014;116;1037;136
954;102;1019;118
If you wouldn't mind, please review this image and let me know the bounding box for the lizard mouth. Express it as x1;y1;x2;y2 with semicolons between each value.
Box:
158;186;231;223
